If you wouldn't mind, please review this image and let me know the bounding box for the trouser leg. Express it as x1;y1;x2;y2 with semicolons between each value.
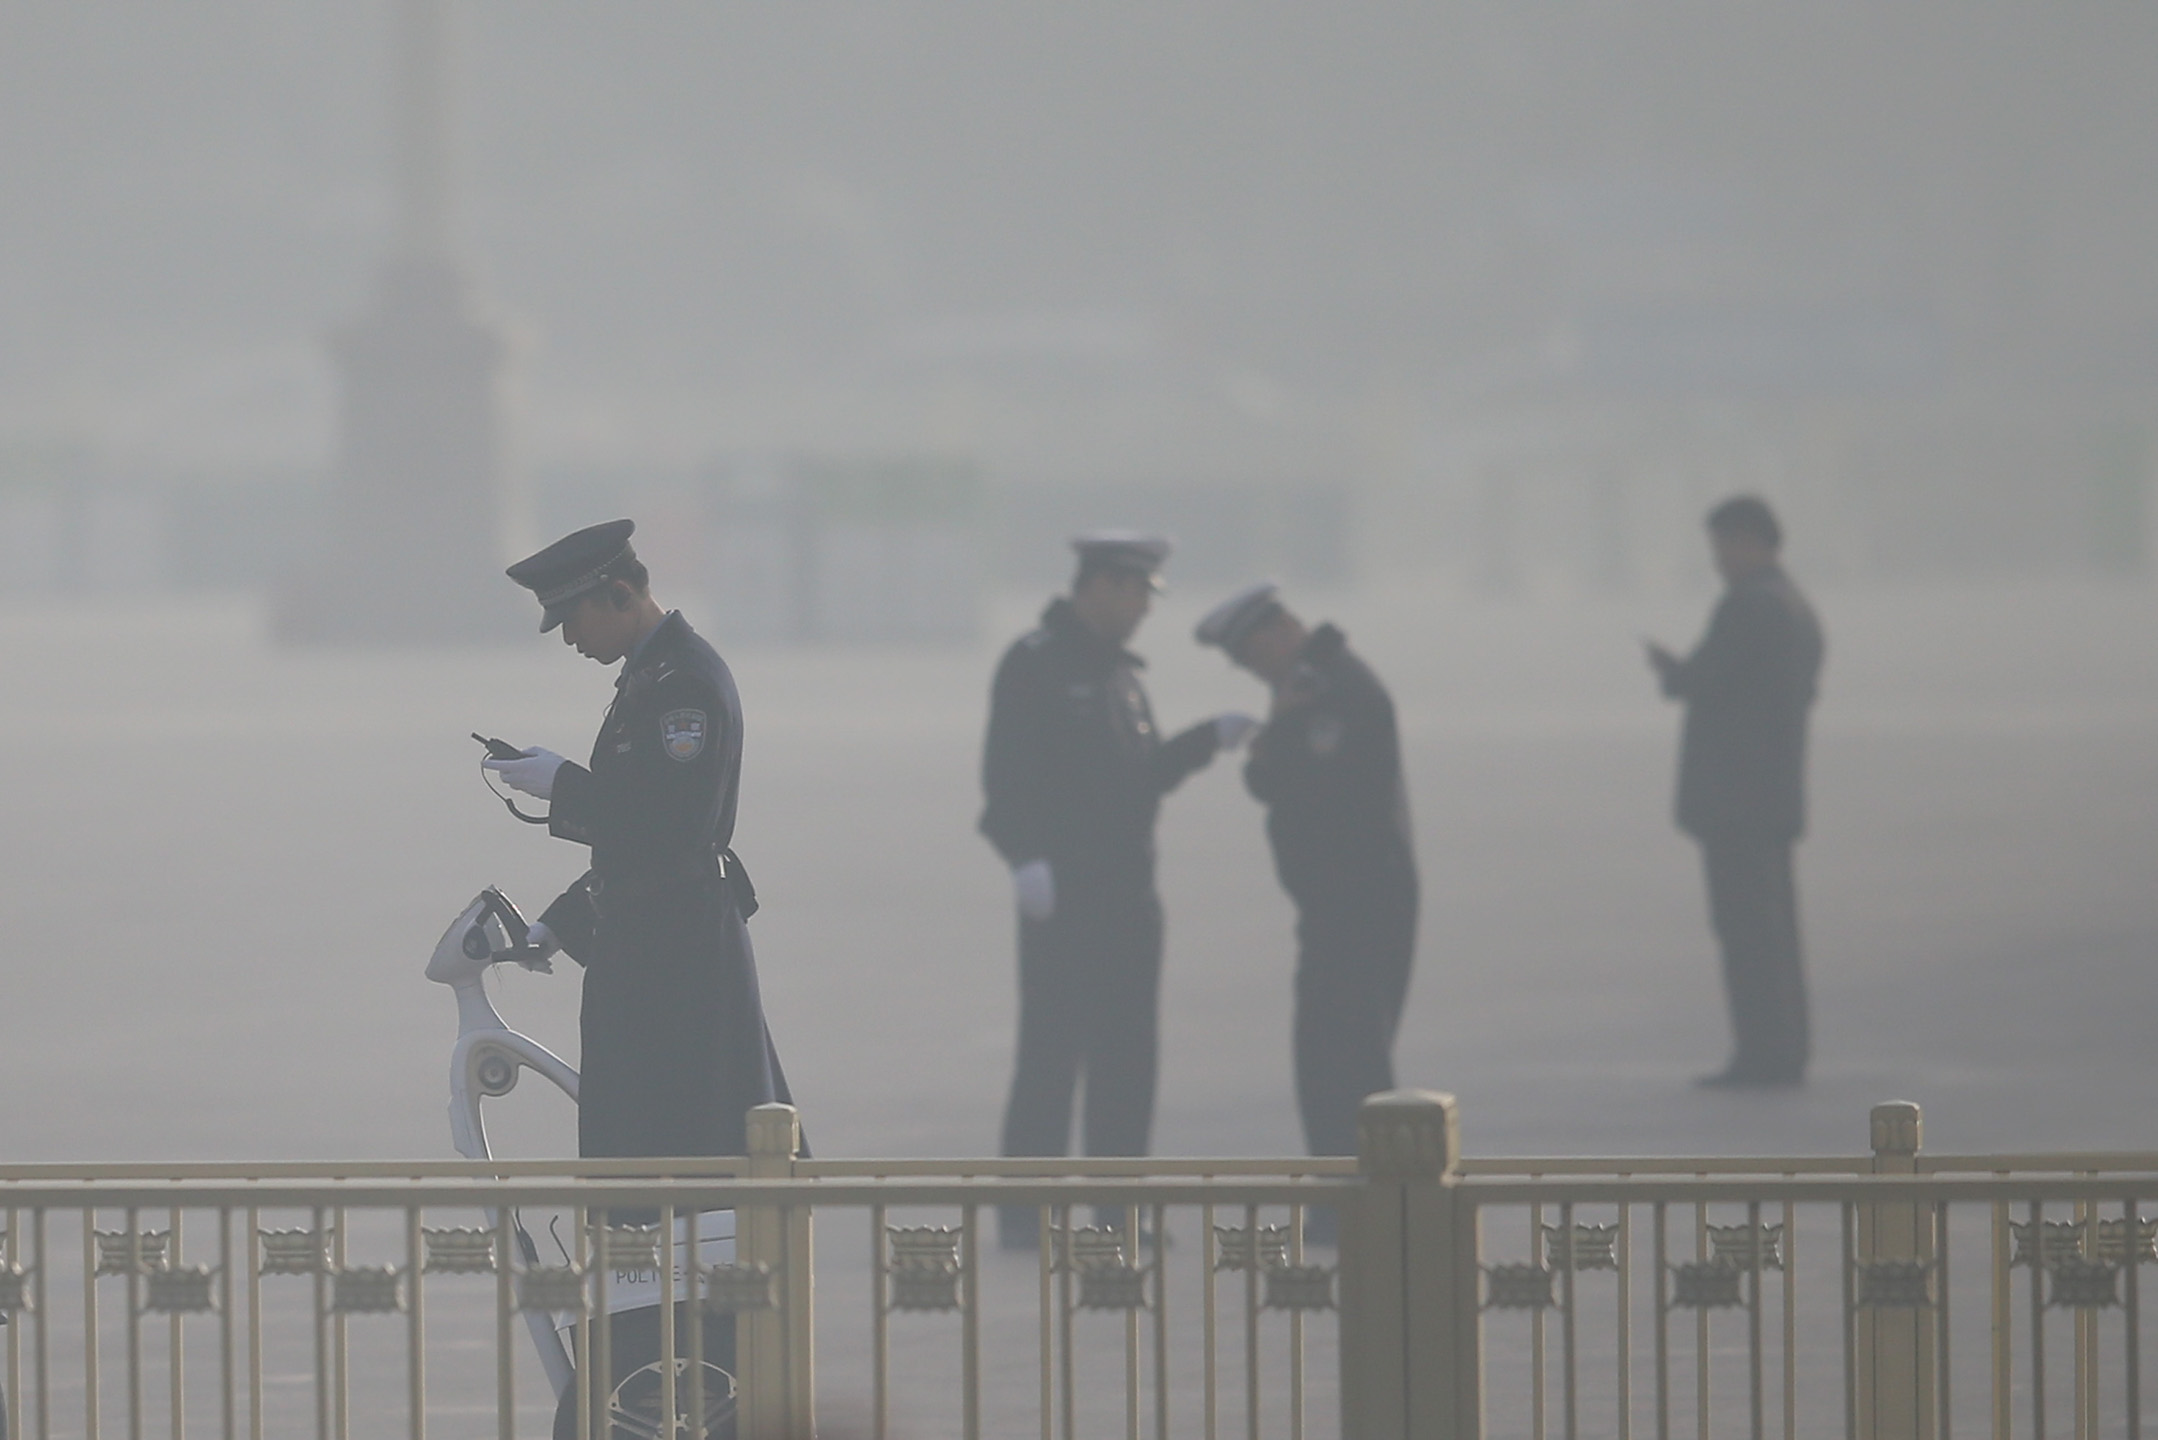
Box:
1701;836;1809;1079
1760;842;1810;1072
1000;915;1084;1245
1293;908;1416;1158
1078;890;1164;1158
1001;916;1084;1156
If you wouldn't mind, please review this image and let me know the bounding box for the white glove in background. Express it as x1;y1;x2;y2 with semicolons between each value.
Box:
1012;859;1056;922
1213;712;1262;750
482;746;567;800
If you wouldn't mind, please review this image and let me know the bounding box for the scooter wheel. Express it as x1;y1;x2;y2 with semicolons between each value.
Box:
607;1358;736;1440
475;1053;519;1096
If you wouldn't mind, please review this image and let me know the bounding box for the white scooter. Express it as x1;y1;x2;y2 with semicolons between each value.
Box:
427;888;584;1393
427;889;738;1438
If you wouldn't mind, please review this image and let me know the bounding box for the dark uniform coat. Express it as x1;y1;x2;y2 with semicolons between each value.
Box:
1244;623;1418;1157
980;597;1219;1165
1661;564;1824;1082
536;610;790;1160
981;598;1219;887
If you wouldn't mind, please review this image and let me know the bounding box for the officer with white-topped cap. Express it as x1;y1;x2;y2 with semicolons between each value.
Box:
1198;582;1418;1186
980;533;1257;1248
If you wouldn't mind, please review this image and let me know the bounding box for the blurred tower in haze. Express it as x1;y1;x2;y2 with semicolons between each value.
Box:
277;0;522;643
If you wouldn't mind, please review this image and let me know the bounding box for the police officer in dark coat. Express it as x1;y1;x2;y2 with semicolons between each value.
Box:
1198;584;1418;1162
1647;495;1824;1088
487;520;791;1437
980;535;1254;1246
487;519;793;1157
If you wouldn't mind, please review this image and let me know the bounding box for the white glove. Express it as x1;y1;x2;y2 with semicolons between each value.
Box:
514;921;558;973
482;746;567;800
1012;859;1056;923
1213;712;1262;751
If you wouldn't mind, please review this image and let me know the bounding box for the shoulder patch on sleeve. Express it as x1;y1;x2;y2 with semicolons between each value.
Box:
660;708;708;762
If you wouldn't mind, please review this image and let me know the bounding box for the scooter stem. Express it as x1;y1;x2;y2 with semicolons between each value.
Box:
428;890;582;1398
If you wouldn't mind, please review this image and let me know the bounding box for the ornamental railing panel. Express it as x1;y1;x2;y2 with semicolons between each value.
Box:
0;1099;2154;1439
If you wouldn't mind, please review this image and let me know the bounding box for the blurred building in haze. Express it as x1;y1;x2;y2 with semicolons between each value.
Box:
272;0;523;643
0;4;2152;606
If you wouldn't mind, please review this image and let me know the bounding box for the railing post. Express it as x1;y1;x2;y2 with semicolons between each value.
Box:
1858;1100;1934;1440
740;1103;815;1439
1341;1090;1479;1440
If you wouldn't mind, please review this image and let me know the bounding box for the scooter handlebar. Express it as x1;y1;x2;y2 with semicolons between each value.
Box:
425;887;540;986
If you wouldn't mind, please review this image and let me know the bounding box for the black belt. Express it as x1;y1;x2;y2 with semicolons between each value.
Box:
589;848;759;919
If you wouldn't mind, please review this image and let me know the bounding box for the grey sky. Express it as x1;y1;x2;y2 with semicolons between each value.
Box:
2;4;2154;477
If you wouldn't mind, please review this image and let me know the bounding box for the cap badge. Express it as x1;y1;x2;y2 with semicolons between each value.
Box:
661;709;708;763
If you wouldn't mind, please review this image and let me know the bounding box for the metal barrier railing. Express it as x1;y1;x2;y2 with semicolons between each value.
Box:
0;1108;1356;1440
8;1096;2158;1440
1343;1094;2158;1440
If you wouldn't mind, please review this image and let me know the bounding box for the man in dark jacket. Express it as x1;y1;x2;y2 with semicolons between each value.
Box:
980;534;1253;1245
1198;583;1418;1161
1647;495;1825;1088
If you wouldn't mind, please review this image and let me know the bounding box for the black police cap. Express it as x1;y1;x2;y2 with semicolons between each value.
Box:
505;519;637;631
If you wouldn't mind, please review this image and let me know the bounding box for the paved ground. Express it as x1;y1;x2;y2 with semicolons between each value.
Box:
0;575;2153;1435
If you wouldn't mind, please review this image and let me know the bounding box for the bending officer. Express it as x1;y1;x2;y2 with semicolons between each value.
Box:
1198;584;1418;1164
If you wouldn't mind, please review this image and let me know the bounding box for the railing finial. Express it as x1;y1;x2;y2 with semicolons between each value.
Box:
746;1103;801;1162
1869;1100;1922;1158
1356;1089;1459;1181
